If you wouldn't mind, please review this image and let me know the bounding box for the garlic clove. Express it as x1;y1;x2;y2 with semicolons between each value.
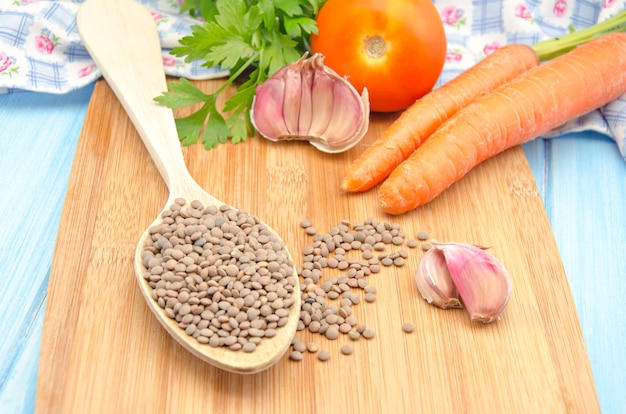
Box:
435;242;512;323
297;58;315;135
306;61;335;137
310;87;369;154
250;53;369;153
282;58;303;136
249;74;290;139
415;247;462;309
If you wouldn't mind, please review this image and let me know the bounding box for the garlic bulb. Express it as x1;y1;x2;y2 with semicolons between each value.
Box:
415;242;512;323
250;53;369;153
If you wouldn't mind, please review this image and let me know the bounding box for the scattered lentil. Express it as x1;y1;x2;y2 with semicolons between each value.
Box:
292;217;435;362
290;351;304;361
362;329;375;339
417;231;429;240
402;323;415;333
293;341;307;353
325;326;340;340
348;330;360;340
317;350;331;361
391;236;404;245
341;344;354;355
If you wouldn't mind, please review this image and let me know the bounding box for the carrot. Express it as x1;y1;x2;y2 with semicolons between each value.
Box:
341;10;626;193
378;32;626;215
340;44;539;192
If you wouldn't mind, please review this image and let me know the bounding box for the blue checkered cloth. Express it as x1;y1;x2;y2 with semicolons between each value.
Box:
1;0;625;159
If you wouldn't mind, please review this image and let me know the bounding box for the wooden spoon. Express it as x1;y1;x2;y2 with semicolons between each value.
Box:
76;0;300;374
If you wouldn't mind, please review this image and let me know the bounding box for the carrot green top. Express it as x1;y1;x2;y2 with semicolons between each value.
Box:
531;9;626;61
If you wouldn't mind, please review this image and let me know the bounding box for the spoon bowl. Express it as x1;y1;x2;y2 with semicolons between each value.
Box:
77;0;300;374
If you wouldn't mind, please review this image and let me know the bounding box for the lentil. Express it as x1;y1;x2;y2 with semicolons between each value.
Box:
341;344;354;355
402;323;415;333
325;326;340;340
307;342;319;353
293;340;307;353
348;330;360;340
317;350;331;361
392;236;404;245
362;329;375;339
290;351;304;361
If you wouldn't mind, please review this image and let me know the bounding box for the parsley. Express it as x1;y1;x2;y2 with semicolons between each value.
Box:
154;0;325;149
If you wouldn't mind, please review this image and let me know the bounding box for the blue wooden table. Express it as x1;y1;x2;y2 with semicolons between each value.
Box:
0;83;624;413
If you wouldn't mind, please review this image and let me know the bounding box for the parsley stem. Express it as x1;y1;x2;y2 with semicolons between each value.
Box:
212;52;261;96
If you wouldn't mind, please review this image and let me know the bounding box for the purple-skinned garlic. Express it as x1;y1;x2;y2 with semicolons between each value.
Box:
416;242;512;323
250;53;369;153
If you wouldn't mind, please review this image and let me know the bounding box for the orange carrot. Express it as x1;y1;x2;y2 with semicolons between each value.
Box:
342;10;626;193
378;32;626;215
341;44;539;192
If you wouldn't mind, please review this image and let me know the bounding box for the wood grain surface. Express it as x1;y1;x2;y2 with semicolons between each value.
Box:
35;79;599;413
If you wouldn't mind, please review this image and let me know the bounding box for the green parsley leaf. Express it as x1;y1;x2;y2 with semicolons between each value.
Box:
284;16;318;39
202;96;231;149
154;0;323;150
174;103;210;146
154;77;209;109
273;0;305;17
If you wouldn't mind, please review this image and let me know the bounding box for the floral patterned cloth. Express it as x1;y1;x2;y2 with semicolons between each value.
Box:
1;0;625;158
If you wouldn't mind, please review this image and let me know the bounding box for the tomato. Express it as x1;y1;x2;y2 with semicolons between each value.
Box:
311;0;447;113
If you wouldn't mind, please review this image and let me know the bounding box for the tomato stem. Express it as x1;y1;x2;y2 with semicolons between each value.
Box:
364;35;386;58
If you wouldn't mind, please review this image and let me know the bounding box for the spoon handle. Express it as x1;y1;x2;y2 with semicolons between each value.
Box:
77;0;199;196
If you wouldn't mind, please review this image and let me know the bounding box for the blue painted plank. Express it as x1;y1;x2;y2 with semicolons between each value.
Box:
0;84;94;414
522;139;547;201
544;133;626;414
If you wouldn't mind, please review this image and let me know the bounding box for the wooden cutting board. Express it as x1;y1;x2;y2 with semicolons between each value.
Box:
36;79;598;413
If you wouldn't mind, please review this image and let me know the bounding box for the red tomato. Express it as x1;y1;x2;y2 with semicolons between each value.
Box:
311;0;447;112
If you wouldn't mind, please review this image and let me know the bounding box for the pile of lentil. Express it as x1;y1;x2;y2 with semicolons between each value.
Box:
289;217;428;361
140;198;297;353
